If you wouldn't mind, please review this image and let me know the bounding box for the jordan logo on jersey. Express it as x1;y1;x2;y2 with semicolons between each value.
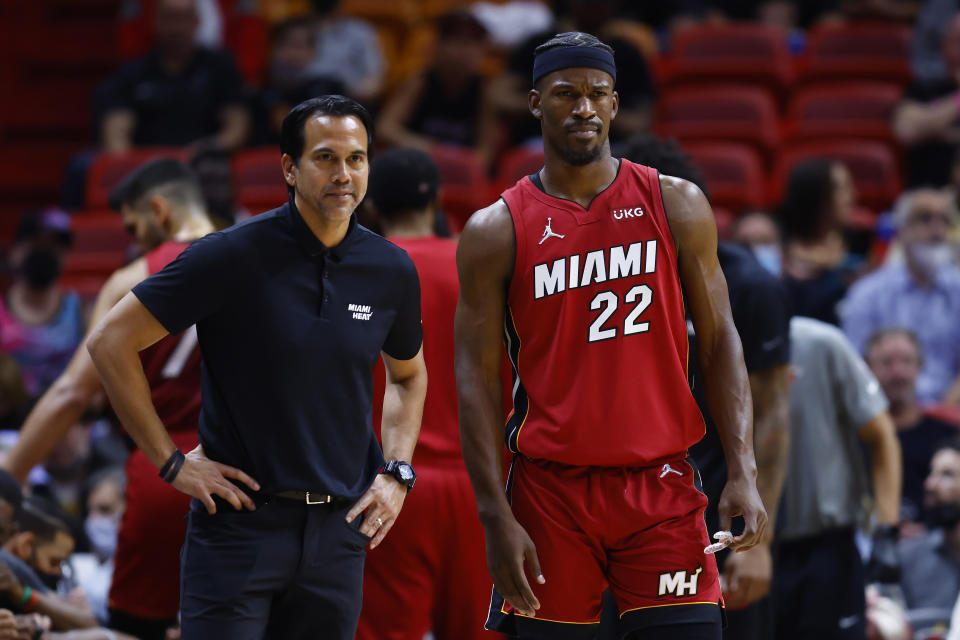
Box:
539;218;565;245
612;206;644;220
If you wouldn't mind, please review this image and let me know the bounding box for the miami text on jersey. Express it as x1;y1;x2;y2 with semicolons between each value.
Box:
533;240;659;300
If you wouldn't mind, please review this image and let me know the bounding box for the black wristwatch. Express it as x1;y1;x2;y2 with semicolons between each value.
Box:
381;460;416;492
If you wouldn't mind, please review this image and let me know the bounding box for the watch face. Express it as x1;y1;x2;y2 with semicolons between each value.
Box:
399;465;415;482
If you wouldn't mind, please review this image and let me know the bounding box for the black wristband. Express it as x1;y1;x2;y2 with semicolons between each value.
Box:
159;449;186;484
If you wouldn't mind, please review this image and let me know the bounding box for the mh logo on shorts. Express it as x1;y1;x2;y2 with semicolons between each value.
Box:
658;565;702;597
348;303;372;321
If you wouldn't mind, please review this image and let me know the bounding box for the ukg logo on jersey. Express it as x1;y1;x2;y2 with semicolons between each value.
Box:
612;206;644;220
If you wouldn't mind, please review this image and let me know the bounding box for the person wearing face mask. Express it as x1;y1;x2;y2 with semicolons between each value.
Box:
731;211;784;277
71;468;125;625
841;188;960;406
899;437;960;610
0;209;84;401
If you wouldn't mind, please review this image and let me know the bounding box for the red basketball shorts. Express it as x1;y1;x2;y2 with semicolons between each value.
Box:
486;455;723;638
356;465;504;640
109;430;197;619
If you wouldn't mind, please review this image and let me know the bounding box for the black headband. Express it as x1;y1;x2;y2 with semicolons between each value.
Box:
532;46;617;87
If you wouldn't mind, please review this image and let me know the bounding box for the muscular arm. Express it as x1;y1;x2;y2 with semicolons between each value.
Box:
380;349;427;465
455;201;543;617
858;412;902;526
3;260;147;481
87;293;256;514
33;592;98;631
661;175;766;550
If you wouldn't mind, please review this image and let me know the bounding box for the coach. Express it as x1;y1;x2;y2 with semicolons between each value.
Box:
86;95;427;640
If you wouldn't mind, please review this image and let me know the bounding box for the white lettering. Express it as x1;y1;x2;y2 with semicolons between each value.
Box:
580;250;607;287
645;239;657;274
609;243;645;280
658;566;702;597
534;258;566;299
568;254;580;290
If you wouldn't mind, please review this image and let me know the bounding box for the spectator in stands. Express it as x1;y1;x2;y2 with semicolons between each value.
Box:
72;468;125;625
0;497;98;630
776;317;902;639
0;209;83;401
253;17;344;146
900;437;960;610
894;13;960;188
99;0;249;153
841;188;960;405
307;0;385;104
911;0;960;84
777;158;858;325
0;471;22;546
377;11;497;169
490;0;655;148
866;329;960;529
731;211;784;276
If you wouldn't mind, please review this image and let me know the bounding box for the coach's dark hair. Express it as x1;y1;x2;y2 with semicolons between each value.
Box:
108;158;205;213
15;497;70;544
281;95;374;164
614;134;710;199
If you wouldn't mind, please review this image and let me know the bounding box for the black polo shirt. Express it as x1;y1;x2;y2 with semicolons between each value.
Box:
689;243;792;560
132;200;422;498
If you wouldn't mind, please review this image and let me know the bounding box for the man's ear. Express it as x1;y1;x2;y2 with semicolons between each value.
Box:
6;532;33;560
611;90;619;120
281;154;298;189
148;194;172;230
529;89;543;120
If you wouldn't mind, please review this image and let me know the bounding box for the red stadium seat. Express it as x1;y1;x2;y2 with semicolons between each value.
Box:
770;140;901;211
232;147;288;214
494;146;544;194
798;23;912;86
660;24;793;96
86;148;191;210
657;86;781;160
784;83;901;142
430;145;489;234
70;212;132;254
683;142;766;213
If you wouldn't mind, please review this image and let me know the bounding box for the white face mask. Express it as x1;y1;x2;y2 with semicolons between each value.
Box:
84;515;118;559
752;244;782;276
907;242;954;279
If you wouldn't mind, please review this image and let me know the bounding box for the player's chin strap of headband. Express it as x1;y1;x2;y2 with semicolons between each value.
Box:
532;45;617;87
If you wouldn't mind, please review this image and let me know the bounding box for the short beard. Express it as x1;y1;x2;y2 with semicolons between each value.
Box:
557;143;603;167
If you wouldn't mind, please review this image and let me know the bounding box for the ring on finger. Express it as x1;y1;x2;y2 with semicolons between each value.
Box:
376;517;383;527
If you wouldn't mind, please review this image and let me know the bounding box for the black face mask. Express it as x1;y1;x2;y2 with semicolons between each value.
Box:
36;569;60;591
925;502;960;529
20;248;61;291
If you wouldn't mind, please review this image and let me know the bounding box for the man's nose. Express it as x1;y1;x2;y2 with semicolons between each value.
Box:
572;96;596;119
331;160;351;184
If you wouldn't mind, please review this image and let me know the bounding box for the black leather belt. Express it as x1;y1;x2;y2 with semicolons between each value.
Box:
276;490;336;504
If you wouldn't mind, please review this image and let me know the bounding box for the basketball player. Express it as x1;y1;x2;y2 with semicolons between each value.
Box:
356;148;498;640
455;33;766;640
3;159;214;640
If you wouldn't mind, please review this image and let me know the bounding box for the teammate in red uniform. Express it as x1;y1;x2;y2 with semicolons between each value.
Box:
455;33;767;639
3;159;215;640
356;148;498;640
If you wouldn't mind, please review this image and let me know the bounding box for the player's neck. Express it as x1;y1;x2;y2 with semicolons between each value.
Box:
540;153;619;209
171;211;216;243
382;211;434;239
294;194;352;248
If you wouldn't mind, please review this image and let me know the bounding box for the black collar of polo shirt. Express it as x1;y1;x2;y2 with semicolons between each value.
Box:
284;196;359;262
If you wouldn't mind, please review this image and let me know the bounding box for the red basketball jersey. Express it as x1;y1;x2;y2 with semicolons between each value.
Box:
140;241;202;432
372;236;462;467
501;159;704;466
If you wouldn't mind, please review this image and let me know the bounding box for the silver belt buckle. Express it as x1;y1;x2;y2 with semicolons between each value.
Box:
305;492;331;505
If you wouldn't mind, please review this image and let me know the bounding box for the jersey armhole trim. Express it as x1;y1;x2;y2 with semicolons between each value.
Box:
500;195;523;299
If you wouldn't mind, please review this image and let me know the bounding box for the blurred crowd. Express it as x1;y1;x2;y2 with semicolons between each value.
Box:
2;0;960;638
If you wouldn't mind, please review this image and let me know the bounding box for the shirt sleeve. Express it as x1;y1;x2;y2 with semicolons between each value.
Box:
132;232;237;336
738;272;792;371
381;255;423;361
211;51;246;108
100;61;139;113
828;326;889;430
